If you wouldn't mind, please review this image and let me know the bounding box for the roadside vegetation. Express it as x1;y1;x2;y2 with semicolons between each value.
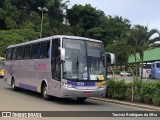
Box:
106;79;160;106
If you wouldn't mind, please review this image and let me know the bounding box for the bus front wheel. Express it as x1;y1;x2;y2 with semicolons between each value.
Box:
42;84;50;100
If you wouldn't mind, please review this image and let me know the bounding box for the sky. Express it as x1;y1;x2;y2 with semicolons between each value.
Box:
69;0;160;30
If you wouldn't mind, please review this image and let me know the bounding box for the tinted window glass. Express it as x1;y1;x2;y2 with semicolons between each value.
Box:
39;41;50;58
24;45;32;59
6;48;12;60
31;43;40;59
17;47;24;59
12;48;17;60
156;63;160;68
51;39;60;80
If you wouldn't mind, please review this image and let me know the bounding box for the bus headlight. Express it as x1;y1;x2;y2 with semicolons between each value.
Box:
61;82;74;88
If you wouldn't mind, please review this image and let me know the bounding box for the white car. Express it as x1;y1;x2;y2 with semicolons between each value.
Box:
107;75;111;79
120;71;131;76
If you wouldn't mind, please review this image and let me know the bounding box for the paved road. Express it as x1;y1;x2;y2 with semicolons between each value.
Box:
0;79;159;120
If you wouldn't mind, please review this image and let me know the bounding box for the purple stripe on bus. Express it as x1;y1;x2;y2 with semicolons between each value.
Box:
67;80;95;86
19;83;37;91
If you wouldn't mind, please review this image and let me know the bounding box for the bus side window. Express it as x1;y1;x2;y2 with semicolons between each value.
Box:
12;47;17;60
31;43;40;59
17;46;24;60
6;48;12;60
156;63;160;68
24;45;32;59
39;41;50;58
52;39;60;81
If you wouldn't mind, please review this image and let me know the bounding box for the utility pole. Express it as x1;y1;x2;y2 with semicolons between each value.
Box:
38;7;48;38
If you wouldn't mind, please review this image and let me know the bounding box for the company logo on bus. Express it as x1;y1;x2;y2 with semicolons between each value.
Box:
37;64;46;71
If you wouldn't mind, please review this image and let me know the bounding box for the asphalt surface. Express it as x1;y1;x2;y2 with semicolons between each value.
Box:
0;79;159;120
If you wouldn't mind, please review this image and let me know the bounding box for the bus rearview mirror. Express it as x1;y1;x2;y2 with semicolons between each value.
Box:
105;52;115;65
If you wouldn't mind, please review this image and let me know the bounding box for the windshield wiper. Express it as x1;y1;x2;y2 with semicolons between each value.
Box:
76;56;79;79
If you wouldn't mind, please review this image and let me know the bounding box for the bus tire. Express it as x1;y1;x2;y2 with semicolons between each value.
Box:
11;79;17;91
77;97;87;102
149;74;152;79
42;84;50;100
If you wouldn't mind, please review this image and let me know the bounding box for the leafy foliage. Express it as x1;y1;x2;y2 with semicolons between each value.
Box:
139;82;157;104
128;25;160;78
107;80;127;100
0;29;39;56
106;79;160;106
0;0;159;68
0;0;132;58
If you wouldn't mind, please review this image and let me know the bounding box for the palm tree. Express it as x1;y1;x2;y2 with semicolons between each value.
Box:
128;27;142;79
130;25;160;79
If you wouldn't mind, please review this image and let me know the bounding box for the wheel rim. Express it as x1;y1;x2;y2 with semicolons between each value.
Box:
44;88;47;97
43;86;47;99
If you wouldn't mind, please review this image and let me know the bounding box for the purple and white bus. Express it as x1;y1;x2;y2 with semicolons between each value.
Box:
4;35;115;102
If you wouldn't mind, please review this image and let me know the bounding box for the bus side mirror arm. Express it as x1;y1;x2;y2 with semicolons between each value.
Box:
59;47;65;62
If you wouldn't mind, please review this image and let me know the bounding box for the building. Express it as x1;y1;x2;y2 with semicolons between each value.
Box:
128;47;160;78
128;47;160;64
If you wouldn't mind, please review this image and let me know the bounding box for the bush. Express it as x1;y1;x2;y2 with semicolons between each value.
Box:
106;79;127;100
125;82;133;100
133;80;143;101
114;80;127;100
106;79;160;106
106;80;116;98
152;94;160;106
139;82;157;104
152;81;160;106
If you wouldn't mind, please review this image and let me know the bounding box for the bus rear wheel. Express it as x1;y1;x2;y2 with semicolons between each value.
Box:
149;74;152;79
11;79;17;91
77;97;87;102
42;84;50;100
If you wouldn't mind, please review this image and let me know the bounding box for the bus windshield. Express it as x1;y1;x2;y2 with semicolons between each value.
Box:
63;38;106;81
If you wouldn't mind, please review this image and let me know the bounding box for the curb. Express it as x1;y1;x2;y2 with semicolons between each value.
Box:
90;97;160;111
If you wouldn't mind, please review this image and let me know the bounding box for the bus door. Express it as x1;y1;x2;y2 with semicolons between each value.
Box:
51;39;61;95
8;47;17;85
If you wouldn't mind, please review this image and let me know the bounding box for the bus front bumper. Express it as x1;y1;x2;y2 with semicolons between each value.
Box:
59;86;107;98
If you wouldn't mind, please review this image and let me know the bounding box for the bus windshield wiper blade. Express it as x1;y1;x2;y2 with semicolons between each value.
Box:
76;56;79;79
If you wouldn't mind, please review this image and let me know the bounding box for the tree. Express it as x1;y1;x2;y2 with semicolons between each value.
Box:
129;25;160;79
128;27;143;78
0;28;39;56
104;16;131;45
67;4;105;36
105;16;131;65
67;4;132;66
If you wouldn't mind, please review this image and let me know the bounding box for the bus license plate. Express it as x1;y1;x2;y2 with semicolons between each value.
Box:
83;92;92;95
